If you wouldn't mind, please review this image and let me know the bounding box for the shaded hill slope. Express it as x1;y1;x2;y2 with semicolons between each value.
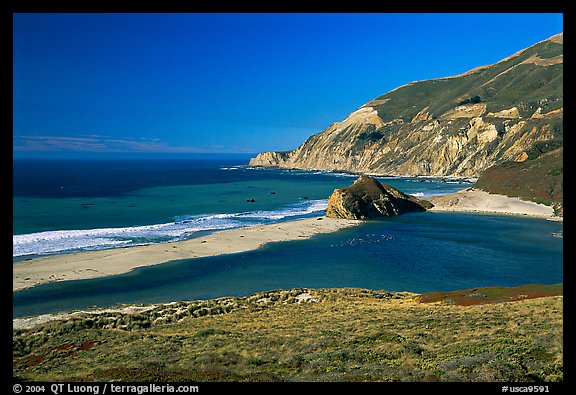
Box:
473;146;563;216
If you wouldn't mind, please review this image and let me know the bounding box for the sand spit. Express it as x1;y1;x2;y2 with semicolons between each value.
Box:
13;217;359;292
14;189;560;294
427;188;558;219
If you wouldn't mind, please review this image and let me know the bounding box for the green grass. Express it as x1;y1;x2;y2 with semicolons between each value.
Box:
13;286;563;382
369;38;562;122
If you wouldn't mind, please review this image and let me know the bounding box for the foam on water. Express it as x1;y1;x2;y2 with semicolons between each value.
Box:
13;199;328;257
220;166;242;170
245;166;360;179
13;211;563;319
411;191;450;198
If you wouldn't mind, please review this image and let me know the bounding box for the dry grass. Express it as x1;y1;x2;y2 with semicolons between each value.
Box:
13;286;563;382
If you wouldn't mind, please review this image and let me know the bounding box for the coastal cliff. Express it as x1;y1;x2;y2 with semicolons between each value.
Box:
250;33;563;180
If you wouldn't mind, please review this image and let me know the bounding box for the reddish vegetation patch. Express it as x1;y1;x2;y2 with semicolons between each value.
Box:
13;354;46;368
67;342;97;359
78;341;96;352
13;341;98;368
55;343;74;351
474;146;563;215
416;284;562;306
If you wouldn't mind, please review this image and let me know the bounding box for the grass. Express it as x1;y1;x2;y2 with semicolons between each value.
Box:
416;283;563;306
369;39;562;122
474;146;563;215
13;285;563;382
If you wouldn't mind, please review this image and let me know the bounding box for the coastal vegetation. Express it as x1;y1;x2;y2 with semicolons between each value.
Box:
474;146;563;216
13;285;562;382
12;16;563;387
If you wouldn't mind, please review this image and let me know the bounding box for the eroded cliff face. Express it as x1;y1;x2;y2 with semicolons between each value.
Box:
249;33;563;178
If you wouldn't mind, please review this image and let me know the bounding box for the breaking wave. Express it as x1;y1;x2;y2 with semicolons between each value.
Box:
13;199;328;258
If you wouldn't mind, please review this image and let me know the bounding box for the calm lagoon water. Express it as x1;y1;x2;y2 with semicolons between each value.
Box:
13;158;563;318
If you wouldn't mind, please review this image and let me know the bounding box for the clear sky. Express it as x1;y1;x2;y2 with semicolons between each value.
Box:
13;13;563;158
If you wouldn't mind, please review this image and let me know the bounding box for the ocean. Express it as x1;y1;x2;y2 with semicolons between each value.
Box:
13;157;563;318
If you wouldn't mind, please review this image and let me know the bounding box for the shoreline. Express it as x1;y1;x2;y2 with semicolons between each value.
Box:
13;216;359;292
427;188;560;220
14;283;563;331
13;188;561;293
246;165;478;183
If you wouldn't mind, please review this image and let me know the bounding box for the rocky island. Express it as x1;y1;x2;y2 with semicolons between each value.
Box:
326;175;432;220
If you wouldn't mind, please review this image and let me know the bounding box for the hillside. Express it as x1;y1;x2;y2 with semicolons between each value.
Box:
249;33;563;180
473;146;563;216
13;285;563;382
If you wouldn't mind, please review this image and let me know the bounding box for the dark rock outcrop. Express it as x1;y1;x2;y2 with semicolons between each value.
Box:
325;175;432;220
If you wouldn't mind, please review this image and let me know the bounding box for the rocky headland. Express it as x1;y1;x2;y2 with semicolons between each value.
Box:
250;33;563;215
326;175;432;220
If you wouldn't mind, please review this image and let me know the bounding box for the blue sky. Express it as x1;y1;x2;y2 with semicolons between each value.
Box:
13;13;563;158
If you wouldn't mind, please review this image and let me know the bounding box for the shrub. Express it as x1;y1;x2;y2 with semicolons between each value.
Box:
457;95;482;105
358;131;385;142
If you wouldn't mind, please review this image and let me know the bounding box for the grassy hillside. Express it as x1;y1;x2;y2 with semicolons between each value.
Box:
13;285;563;382
474;146;563;215
250;34;563;179
369;36;563;122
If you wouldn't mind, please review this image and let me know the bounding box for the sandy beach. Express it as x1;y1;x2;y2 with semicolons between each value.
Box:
427;188;558;219
14;189;561;293
13;216;359;292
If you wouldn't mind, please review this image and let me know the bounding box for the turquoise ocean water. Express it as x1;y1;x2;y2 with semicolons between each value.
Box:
13;158;563;318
